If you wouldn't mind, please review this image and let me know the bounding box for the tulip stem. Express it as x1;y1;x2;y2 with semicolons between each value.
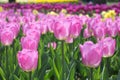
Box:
6;46;9;80
101;58;109;80
29;72;32;80
62;41;64;80
90;68;93;80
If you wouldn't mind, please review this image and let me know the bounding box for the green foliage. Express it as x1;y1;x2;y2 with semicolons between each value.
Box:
0;29;120;80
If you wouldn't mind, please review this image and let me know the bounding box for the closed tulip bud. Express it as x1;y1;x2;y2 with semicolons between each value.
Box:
17;49;38;72
48;42;57;49
79;41;102;68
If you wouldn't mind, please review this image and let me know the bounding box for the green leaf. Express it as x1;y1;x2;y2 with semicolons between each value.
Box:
109;75;117;80
93;67;100;80
13;75;20;80
0;67;6;80
52;58;60;80
37;53;49;80
101;59;109;80
117;70;120;80
44;69;54;80
20;71;28;80
66;62;76;80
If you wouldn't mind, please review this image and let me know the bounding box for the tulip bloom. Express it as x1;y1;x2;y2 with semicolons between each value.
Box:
93;22;106;40
69;16;82;38
0;29;14;46
105;18;118;37
79;41;102;68
7;22;20;38
17;49;38;72
54;19;70;40
21;36;38;50
26;29;41;42
98;37;116;57
65;37;73;43
83;28;91;38
39;20;48;34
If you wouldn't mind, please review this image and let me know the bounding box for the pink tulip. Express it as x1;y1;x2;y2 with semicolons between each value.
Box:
46;18;55;33
83;28;91;38
7;22;20;38
0;29;14;46
39;20;48;34
48;42;57;49
116;18;120;35
21;36;38;50
105;19;118;37
93;22;106;40
21;9;32;16
7;15;20;23
21;15;36;25
26;29;41;42
65;37;73;43
87;17;101;32
17;49;38;72
98;37;116;57
54;19;70;40
79;15;89;25
69;17;82;38
79;41;102;68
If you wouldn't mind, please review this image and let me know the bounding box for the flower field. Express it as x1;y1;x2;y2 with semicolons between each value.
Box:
0;2;120;80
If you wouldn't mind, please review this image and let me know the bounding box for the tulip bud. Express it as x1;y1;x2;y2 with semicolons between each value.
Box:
48;42;57;49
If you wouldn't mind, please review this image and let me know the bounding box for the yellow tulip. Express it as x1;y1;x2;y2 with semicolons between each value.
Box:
48;11;58;16
0;7;3;12
60;9;67;14
33;9;39;15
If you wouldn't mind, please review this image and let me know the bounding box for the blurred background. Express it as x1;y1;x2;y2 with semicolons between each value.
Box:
0;0;120;3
